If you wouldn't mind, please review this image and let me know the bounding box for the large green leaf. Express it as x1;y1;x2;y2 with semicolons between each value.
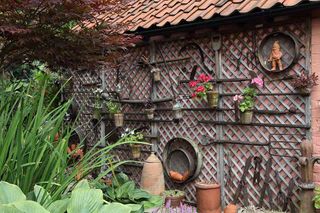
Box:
74;179;90;190
34;185;52;207
126;204;144;213
11;200;49;213
67;189;104;213
0;182;26;204
115;181;135;199
128;189;150;201
141;195;163;210
47;198;69;213
0;205;23;213
99;203;131;213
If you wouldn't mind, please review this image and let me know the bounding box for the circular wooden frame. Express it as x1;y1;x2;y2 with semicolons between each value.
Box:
258;32;299;72
163;137;203;184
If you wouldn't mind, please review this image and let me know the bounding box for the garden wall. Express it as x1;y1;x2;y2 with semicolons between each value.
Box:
72;16;312;211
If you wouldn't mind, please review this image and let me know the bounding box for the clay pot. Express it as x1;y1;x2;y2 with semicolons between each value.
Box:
114;113;124;127
207;91;219;108
145;108;155;120
224;203;237;213
131;144;141;159
240;110;253;124
141;153;165;195
195;182;221;213
164;194;185;208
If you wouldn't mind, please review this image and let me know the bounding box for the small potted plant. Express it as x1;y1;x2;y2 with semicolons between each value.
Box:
144;100;155;120
106;101;123;127
313;186;320;213
162;190;185;208
189;74;219;108
234;77;263;124
195;181;221;213
121;128;144;159
93;88;103;120
151;67;161;82
292;71;318;95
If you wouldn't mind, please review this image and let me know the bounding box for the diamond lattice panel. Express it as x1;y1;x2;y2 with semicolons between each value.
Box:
85;18;311;211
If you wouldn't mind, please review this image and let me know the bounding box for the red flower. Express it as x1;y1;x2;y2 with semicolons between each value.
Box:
204;75;212;82
189;80;198;88
196;85;205;92
191;93;197;98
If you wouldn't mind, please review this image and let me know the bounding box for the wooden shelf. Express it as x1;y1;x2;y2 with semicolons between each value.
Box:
198;120;310;129
102;96;173;104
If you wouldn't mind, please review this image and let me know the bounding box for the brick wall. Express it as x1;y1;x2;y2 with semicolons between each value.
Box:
312;13;320;183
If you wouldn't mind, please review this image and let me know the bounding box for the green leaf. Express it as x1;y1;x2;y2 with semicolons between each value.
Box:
128;189;150;201
67;189;104;213
126;204;144;213
11;200;50;213
141;195;163;210
74;179;90;190
47;198;69;213
99;203;131;213
115;181;135;199
34;185;52;207
0;181;26;204
0;205;23;213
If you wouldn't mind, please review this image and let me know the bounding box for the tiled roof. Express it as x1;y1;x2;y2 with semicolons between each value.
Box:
104;0;320;31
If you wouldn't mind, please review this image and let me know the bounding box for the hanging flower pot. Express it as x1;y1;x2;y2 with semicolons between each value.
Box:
145;108;155;120
206;90;219;108
114;113;124;127
131;144;141;159
297;87;311;96
151;67;161;82
195;182;221;213
173;102;183;120
240;110;253;124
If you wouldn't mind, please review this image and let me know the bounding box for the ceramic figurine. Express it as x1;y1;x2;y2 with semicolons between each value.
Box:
268;40;283;71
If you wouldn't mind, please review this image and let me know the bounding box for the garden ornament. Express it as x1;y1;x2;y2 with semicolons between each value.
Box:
269;40;283;71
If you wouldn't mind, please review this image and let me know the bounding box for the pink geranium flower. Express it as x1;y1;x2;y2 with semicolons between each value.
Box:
251;77;263;88
233;95;244;102
191;93;197;98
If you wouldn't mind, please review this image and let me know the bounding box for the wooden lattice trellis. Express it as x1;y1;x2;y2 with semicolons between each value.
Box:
72;17;311;211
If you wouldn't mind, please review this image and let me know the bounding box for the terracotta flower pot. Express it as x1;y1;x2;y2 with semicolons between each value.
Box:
195;182;221;213
141;153;165;195
207;91;219;108
145;108;155;120
131;144;141;159
224;203;237;213
164;194;185;208
114;113;124;127
240;110;253;124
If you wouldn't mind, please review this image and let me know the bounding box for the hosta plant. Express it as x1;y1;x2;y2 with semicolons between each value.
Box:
0;180;142;213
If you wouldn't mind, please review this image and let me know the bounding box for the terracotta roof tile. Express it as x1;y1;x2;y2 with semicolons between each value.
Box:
104;0;319;31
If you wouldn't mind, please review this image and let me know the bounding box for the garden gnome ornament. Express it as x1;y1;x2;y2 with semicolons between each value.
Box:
141;152;165;195
268;40;283;71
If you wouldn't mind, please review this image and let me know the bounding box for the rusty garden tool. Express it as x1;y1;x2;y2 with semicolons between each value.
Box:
259;158;274;209
233;156;254;205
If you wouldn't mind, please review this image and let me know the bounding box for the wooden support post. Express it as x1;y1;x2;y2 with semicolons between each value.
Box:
299;140;320;213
